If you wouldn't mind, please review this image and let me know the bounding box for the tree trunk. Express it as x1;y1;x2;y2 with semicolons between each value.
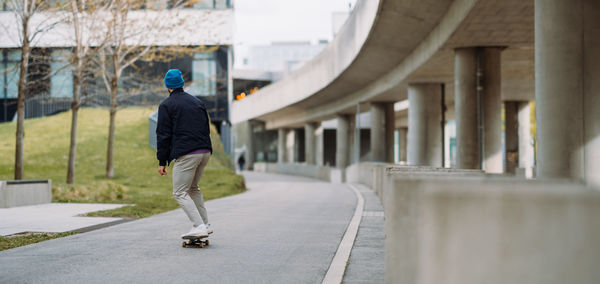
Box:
106;107;116;179
67;0;82;184
66;106;78;183
106;77;118;179
66;67;81;184
67;91;81;184
14;20;30;180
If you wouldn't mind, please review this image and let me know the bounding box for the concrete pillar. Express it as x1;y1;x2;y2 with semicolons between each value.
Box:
504;101;519;174
336;114;351;168
350;113;358;164
304;123;316;164
397;127;408;163
384;103;395;163
454;47;503;172
518;102;534;177
316;124;324;166
370;103;385;162
245;121;255;170
481;48;503;174
585;2;600;186
535;0;600;185
277;128;288;164
407;83;442;167
455;48;478;169
286;129;295;163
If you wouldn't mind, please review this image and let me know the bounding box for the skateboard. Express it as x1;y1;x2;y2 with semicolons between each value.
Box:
182;235;210;248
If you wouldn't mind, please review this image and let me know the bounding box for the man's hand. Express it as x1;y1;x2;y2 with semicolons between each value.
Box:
158;166;167;176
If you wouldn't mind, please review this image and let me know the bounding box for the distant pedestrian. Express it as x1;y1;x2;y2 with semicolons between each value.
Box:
238;154;246;171
156;69;213;238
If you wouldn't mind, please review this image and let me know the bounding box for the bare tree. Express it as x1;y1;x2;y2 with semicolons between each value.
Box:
96;0;208;179
96;0;152;179
4;0;65;179
65;0;109;184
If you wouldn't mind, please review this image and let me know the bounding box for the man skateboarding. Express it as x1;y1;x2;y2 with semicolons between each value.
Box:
156;69;213;238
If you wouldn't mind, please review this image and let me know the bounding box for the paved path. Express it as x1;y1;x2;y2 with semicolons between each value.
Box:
0;172;357;283
0;203;130;236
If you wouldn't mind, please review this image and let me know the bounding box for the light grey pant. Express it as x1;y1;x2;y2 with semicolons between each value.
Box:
172;153;211;227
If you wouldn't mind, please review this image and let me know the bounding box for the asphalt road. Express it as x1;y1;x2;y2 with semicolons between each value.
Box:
0;171;356;284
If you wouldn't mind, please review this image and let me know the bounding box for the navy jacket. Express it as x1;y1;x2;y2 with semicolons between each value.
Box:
156;88;212;166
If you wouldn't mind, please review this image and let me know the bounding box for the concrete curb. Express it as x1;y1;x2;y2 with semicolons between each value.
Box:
322;183;365;284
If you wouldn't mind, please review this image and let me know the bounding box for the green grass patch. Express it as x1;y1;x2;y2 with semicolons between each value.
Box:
0;107;245;219
0;232;77;252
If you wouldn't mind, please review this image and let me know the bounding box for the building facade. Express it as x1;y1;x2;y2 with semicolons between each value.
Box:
0;0;234;135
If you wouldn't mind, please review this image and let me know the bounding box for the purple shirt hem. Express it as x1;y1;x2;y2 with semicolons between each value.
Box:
187;148;211;155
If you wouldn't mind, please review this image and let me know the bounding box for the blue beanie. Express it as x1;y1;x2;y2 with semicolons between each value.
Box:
164;69;184;89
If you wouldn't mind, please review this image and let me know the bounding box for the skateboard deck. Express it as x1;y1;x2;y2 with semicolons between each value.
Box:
182;235;210;248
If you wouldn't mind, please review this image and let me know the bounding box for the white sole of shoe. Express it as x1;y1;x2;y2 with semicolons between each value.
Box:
182;234;208;239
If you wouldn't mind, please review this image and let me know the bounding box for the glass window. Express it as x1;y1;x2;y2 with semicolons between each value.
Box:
1;50;21;99
143;0;162;10
1;0;12;11
0;52;3;98
191;51;216;96
169;0;229;9
50;49;72;98
215;0;228;9
193;0;214;9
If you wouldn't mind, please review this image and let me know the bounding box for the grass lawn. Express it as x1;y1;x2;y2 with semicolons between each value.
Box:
0;232;77;252
0;107;245;220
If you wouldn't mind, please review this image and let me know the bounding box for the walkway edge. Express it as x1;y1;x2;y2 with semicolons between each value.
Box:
322;183;365;284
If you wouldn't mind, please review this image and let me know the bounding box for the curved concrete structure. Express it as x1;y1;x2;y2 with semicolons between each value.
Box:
231;1;600;281
232;0;456;127
232;0;534;129
234;0;600;185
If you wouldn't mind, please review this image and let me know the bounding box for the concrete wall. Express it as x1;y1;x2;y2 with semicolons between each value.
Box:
345;162;388;188
381;165;483;202
346;162;483;200
253;162;333;182
384;176;600;284
0;180;52;208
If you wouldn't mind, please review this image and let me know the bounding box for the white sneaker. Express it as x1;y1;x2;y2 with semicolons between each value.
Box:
182;224;208;238
181;227;193;238
206;223;214;235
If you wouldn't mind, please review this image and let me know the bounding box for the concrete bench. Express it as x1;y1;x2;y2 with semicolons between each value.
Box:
0;180;52;208
384;175;600;284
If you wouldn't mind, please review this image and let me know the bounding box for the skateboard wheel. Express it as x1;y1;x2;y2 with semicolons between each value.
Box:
182;241;187;247
199;242;205;248
205;240;209;246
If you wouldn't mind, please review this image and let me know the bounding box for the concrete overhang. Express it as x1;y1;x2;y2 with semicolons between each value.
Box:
232;0;534;130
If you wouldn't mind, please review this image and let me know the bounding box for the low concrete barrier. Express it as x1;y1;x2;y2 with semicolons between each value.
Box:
253;162;333;182
346;162;484;200
346;162;389;188
384;176;600;284
0;180;52;208
381;166;484;202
